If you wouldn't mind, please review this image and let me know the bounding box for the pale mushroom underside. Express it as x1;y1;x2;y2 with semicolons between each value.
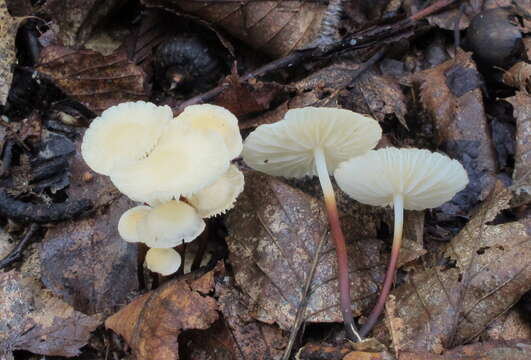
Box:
334;148;469;210
242;107;382;178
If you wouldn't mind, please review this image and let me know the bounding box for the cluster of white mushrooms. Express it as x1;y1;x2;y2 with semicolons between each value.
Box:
242;107;469;340
81;102;244;276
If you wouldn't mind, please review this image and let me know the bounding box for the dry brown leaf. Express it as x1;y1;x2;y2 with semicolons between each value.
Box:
0;271;100;357
142;0;327;58
297;344;352;360
399;340;531;360
40;142;138;315
105;270;219;360
225;171;387;329
411;50;496;212
36;45;148;114
506;91;531;206
43;0;126;48
0;0;19;105
387;184;531;353
503;62;531;92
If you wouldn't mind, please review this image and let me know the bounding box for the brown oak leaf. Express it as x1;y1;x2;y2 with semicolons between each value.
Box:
105;271;219;360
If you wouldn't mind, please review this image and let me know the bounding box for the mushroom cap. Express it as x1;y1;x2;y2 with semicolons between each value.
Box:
145;248;182;276
109;122;231;203
188;164;244;218
242;107;382;178
138;200;205;248
81;101;172;175
177;104;242;159
334;148;469;210
117;205;151;243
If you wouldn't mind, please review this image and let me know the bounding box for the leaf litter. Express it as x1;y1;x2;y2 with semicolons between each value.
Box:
0;0;530;359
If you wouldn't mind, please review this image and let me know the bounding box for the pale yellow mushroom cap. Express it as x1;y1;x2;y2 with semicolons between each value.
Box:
138;200;205;248
117;205;151;243
81;101;173;175
188;164;245;218
334;148;469;210
242;107;382;178
109;122;231;203
177;104;242;159
145;248;182;276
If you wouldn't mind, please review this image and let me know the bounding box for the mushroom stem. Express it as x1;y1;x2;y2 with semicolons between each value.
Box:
360;194;404;337
314;148;361;341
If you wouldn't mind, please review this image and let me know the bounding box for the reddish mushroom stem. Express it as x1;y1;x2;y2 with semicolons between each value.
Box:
360;194;404;337
314;148;361;341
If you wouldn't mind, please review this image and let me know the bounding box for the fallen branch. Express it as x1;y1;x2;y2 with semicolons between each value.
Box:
0;190;92;223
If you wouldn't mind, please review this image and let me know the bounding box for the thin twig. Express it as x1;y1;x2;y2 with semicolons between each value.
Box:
0;223;40;269
282;231;328;360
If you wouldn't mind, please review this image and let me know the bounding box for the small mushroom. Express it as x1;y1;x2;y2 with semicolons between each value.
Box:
242;107;382;340
117;205;151;243
138;200;205;248
81;101;172;175
145;248;182;276
334;147;468;337
188;164;244;218
110;122;231;203
177;104;243;159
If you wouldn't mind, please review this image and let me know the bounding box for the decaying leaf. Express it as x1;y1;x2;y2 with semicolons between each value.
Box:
43;0;126;48
485;309;531;341
387;185;531;353
411;50;497;212
0;0;19;105
216;280;288;360
142;0;327;57
503;62;531;92
399;340;531;360
36;45;148;114
0;271;100;357
506;91;531;206
40;150;138;316
225;171;387;329
214;70;288;118
105;270;219;360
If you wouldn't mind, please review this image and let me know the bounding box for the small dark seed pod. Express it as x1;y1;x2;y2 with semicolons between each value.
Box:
154;33;225;93
466;8;523;68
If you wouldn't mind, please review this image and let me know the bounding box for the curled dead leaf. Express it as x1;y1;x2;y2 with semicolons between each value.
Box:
105;271;219;360
503;62;531;92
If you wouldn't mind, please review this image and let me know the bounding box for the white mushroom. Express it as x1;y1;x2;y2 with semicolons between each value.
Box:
138;200;205;248
177;104;243;159
145;248;182;276
117;205;151;243
188;164;244;218
109;122;231;203
81;101;172;175
242;107;382;341
334;147;469;337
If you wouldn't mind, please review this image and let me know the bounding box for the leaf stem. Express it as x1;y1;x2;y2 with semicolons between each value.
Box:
314;148;361;341
360;194;404;337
